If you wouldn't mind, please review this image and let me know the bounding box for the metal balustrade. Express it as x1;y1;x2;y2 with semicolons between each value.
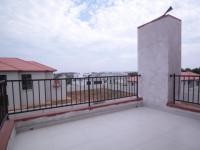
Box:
171;74;200;105
6;75;140;114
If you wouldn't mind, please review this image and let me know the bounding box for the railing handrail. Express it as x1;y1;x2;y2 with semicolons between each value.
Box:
6;75;141;82
6;75;140;115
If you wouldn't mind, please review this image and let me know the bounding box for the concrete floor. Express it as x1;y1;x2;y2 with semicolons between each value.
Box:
13;107;200;150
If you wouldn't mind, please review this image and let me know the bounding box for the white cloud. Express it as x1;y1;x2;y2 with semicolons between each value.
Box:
0;0;200;72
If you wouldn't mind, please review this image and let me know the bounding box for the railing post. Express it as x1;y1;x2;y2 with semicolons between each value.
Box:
3;81;8;119
173;74;176;104
198;76;200;104
136;75;139;98
87;76;91;107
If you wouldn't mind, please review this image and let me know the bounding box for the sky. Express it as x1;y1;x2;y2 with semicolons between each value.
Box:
0;0;200;73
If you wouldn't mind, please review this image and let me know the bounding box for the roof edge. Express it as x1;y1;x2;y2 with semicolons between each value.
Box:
27;61;57;72
138;15;181;29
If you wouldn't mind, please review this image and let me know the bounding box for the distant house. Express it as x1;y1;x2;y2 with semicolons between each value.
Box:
178;71;200;103
54;72;82;87
0;58;57;110
55;72;81;79
181;71;199;87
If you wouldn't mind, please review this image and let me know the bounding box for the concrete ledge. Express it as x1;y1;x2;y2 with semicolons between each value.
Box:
15;98;143;132
13;97;142;122
0;120;15;150
143;102;200;120
167;102;200;113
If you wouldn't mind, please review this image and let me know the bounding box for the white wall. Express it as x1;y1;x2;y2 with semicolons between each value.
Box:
0;72;18;80
2;71;58;110
138;15;181;107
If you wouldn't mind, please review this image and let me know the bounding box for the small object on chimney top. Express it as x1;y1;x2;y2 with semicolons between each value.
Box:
163;6;173;16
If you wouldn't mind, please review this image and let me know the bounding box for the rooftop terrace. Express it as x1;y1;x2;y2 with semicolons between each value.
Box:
12;105;200;150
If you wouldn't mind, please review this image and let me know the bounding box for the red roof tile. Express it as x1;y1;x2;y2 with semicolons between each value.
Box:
0;58;57;72
27;61;56;72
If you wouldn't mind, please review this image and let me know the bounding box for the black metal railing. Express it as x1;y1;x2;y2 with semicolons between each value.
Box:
0;80;8;128
6;75;140;114
171;74;200;105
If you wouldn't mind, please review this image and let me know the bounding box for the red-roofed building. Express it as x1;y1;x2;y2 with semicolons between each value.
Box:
180;71;200;88
180;71;199;81
0;58;58;108
0;58;56;81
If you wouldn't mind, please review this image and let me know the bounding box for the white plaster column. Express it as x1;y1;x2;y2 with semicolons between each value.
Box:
138;15;181;107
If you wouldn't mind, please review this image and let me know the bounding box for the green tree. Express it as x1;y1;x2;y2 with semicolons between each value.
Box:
192;67;200;74
182;67;200;74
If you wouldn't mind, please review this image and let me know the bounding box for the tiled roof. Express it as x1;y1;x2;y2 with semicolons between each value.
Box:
181;71;200;80
0;58;57;72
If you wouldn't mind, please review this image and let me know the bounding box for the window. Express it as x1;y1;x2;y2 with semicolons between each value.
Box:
21;74;33;90
0;75;7;81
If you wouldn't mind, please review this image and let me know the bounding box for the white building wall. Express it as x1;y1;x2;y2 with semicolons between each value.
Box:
0;72;66;109
138;15;181;107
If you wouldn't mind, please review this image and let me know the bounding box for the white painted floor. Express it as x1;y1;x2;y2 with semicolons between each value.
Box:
13;107;200;150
